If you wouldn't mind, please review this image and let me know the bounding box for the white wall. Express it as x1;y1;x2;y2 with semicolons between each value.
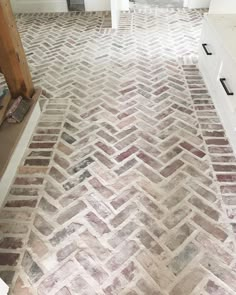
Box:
209;0;236;13
11;0;129;13
85;0;110;11
11;0;68;13
184;0;211;9
85;0;129;11
111;0;120;29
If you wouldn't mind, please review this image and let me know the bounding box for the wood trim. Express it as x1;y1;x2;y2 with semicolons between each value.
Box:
0;0;34;99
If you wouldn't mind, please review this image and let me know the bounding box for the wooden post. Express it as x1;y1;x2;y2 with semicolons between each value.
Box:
0;0;34;99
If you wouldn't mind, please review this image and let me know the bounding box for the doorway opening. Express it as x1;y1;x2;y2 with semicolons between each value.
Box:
67;0;85;11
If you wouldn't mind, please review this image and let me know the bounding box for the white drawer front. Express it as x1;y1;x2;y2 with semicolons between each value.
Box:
217;59;236;113
199;21;221;83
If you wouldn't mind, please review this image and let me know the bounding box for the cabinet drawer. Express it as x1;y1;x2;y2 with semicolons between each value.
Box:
217;58;236;113
199;21;221;82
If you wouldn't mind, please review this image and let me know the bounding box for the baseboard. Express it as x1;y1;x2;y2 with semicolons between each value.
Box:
0;279;8;295
11;0;68;13
0;99;41;208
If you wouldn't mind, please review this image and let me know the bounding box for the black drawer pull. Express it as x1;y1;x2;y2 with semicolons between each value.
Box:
220;78;234;96
202;43;212;55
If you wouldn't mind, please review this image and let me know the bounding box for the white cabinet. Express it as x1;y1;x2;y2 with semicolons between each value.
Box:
199;15;236;154
184;0;211;9
85;0;111;11
209;0;236;14
10;0;68;13
199;21;221;84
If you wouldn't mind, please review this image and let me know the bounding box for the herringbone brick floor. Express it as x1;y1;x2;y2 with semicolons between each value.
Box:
0;8;236;295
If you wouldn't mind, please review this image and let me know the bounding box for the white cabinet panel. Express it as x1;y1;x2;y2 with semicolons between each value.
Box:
209;0;236;14
199;15;236;155
11;0;68;13
199;22;221;85
84;0;110;11
185;0;211;9
217;59;236;112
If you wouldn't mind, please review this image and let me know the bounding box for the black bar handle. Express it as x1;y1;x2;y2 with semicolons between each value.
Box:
202;43;212;56
220;78;234;96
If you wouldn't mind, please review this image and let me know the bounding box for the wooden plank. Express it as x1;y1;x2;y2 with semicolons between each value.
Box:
0;0;34;99
0;93;11;126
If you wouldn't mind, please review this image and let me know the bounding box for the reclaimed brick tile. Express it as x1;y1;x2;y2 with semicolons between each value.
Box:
89;177;114;198
137;251;174;289
38;260;77;295
14;177;44;185
195;232;233;264
116;146;138;162
115;158;137;176
50;223;82;246
165;223;195;251
57;242;77;262
163;187;189;208
34;214;54;236
22;251;44;283
0;223;28;234
80;230;110;261
106;241;139;271
0;253;20;266
110;204;137;228
192;214;228;242
137;278;162;295
94;151;115;169
59;185;88;207
169;267;206;295
58;201;86;224
85;212;110;235
137;151;162;170
201;256;236;292
111;187;140;210
24;159;50;166
49;166;67;183
163;205;192;229
55;287;72;295
12;276;34;295
76;250;108;283
28;231;48;258
108;222;137;248
5;199;37;208
168;242;199;275
204;280;233;295
0;237;23;249
122;261;139;282
189;195;220;221
160;160;184;177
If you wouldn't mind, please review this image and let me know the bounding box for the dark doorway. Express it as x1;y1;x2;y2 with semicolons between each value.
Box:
67;0;85;11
